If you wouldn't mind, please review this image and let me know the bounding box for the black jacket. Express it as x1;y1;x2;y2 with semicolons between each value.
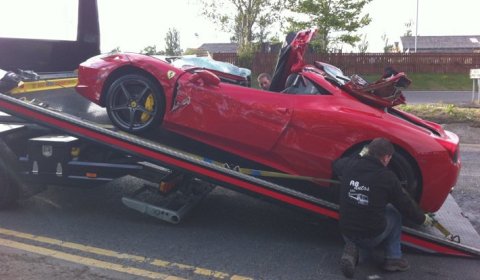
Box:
333;155;425;239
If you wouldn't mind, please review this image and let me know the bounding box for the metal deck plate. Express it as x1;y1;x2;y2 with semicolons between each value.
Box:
409;194;480;249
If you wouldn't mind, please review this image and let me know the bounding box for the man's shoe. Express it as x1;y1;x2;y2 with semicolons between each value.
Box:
340;242;358;278
383;258;410;272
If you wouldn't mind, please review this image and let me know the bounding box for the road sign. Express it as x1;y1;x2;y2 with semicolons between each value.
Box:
470;69;480;79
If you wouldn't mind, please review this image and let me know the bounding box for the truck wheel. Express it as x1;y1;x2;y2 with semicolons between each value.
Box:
0;161;19;209
0;140;20;209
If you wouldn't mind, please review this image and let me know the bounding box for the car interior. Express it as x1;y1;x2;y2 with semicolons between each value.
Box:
280;72;330;95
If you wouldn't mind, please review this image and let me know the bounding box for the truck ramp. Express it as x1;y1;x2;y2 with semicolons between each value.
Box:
0;91;479;258
403;194;480;257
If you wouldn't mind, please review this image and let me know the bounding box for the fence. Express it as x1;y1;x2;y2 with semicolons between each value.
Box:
211;53;239;65
213;52;480;75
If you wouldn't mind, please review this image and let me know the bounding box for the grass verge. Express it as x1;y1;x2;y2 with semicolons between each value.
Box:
359;73;472;91
398;103;480;126
254;73;472;91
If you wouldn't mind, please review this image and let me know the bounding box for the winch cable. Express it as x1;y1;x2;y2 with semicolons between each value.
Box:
202;158;409;187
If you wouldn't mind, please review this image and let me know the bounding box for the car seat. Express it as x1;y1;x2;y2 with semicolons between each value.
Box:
281;73;300;94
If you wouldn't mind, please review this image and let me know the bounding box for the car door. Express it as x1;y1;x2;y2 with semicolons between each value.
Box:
165;72;293;152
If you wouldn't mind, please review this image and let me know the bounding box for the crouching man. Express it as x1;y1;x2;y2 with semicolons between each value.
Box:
333;138;433;278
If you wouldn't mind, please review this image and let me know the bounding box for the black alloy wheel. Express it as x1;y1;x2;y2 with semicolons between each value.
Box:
106;74;164;133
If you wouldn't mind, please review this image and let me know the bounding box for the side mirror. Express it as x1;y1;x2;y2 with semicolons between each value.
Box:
190;70;220;86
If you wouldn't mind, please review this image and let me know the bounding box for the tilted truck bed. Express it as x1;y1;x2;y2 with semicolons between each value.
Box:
0;89;479;258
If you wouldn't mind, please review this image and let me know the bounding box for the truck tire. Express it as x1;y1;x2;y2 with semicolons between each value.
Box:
0;140;20;209
0;160;19;209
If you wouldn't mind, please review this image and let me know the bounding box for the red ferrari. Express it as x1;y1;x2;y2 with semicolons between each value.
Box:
76;29;460;212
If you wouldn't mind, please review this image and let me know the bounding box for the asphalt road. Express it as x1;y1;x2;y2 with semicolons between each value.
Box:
404;91;477;104
0;146;479;280
0;89;479;280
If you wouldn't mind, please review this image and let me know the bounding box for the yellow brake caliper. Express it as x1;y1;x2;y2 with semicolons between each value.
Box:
140;93;155;123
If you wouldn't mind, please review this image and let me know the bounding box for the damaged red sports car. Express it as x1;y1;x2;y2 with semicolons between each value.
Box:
76;29;460;212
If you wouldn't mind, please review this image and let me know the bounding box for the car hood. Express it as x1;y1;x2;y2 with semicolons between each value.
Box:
314;61;410;108
269;29;409;107
342;72;411;108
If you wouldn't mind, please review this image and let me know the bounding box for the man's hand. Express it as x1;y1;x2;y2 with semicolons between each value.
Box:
423;213;434;227
359;146;369;157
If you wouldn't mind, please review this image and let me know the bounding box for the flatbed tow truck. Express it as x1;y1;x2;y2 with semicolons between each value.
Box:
0;75;480;259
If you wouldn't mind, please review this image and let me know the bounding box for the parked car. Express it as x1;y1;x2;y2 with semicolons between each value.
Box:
75;29;460;212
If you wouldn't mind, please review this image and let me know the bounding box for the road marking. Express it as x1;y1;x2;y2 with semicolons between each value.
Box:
0;227;253;280
462;143;480;149
0;237;183;280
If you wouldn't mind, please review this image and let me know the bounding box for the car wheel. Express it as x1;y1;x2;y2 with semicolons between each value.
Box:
389;151;420;200
106;74;164;133
344;147;420;201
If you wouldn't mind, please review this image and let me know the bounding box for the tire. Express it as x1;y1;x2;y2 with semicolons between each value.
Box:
106;74;165;133
0;167;19;209
345;147;420;201
0;141;20;209
389;151;420;200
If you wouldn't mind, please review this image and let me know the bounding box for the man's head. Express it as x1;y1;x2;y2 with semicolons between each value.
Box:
367;138;394;166
382;66;397;77
257;73;271;90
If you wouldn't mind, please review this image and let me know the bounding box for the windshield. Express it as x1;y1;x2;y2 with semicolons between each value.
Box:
315;62;350;86
168;56;251;78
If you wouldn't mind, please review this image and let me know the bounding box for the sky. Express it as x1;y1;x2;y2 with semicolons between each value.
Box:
0;0;479;53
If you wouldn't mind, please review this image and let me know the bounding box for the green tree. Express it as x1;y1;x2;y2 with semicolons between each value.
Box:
404;20;414;36
287;0;372;53
165;28;182;56
183;48;199;55
201;0;285;51
381;33;394;53
140;45;165;55
357;34;368;53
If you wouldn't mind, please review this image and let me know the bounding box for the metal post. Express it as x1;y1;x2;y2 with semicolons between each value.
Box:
474;79;476;103
477;79;480;103
415;0;419;52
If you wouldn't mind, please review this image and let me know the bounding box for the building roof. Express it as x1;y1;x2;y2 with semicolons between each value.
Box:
401;35;480;50
198;43;238;54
